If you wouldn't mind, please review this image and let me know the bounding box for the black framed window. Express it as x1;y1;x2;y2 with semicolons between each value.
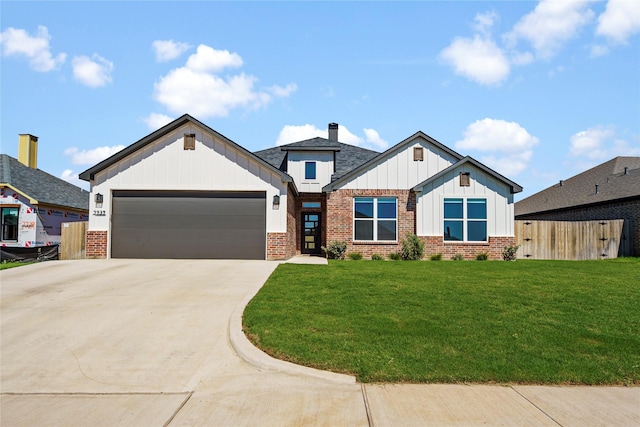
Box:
305;162;316;180
354;197;397;241
1;207;19;241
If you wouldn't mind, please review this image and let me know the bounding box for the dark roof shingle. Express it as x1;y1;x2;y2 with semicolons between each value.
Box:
0;154;89;211
515;156;640;217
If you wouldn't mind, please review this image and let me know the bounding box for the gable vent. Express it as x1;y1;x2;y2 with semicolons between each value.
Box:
184;133;196;150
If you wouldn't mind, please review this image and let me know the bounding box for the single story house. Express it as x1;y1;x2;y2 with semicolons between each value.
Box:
1;134;89;249
80;114;522;260
515;157;640;257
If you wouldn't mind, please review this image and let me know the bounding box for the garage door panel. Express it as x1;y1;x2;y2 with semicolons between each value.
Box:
111;191;266;259
112;213;265;230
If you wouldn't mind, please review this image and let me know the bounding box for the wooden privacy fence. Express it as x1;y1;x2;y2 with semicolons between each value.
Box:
515;219;628;260
60;221;88;260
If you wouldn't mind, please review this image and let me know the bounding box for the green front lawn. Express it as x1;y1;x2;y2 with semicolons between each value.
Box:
0;261;34;270
243;259;640;384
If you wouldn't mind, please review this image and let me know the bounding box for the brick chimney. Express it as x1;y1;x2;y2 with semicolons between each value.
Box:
18;134;38;169
328;123;338;141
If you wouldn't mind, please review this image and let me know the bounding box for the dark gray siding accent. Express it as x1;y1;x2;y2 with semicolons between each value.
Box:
111;191;266;259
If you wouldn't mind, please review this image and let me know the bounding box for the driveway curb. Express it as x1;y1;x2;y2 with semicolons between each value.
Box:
228;277;356;385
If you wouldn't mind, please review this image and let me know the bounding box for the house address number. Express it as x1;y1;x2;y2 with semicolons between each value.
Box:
93;210;106;216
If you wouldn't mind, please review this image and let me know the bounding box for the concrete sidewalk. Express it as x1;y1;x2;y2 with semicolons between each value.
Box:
1;259;638;426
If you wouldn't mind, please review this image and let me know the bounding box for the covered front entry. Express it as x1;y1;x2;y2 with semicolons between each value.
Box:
301;212;321;254
111;190;266;259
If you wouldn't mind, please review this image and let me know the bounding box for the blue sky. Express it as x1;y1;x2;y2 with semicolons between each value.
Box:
1;1;639;199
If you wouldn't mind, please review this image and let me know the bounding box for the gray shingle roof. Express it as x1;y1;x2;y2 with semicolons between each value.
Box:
0;154;89;211
515;156;640;217
254;137;380;181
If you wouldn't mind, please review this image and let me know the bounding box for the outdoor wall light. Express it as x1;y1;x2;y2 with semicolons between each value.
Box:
273;194;280;206
95;193;103;207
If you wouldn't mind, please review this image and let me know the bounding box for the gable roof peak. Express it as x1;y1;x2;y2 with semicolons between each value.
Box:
79;114;293;185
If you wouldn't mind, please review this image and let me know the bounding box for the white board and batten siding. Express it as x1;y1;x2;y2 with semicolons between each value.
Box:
287;151;334;193
337;137;459;190
415;163;515;237
89;123;289;233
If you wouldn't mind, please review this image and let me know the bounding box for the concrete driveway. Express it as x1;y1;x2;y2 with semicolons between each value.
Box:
1;259;366;426
2;259;638;426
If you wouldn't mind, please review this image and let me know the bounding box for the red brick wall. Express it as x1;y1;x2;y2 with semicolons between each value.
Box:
86;230;107;258
326;189;415;258
421;235;515;260
266;232;288;260
326;189;515;260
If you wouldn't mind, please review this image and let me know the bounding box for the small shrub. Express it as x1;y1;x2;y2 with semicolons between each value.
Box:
475;252;489;261
430;253;443;261
348;252;363;260
451;253;464;261
401;233;425;260
371;253;384;261
388;252;402;261
322;241;347;260
502;244;520;261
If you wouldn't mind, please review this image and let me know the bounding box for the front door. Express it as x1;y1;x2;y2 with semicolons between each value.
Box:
302;212;321;254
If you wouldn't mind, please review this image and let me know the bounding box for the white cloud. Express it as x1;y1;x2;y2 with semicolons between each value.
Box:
267;83;298;98
143;113;174;129
596;0;640;44
185;44;242;72
473;11;499;36
0;25;66;71
363;128;389;150
504;0;595;60
455;118;540;176
569;126;640;163
72;54;114;87
152;44;296;118
275;124;387;150
276;124;326;146
64;145;125;165
440;35;510;85
510;51;534;66
152;39;191;62
60;169;88;189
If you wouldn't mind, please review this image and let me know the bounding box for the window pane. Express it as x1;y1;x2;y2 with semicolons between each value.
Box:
377;220;396;241
444;220;463;241
444;198;463;218
355;220;373;240
377;198;397;219
1;207;19;241
468;199;487;219
468;221;487;241
302;202;321;208
305;162;316;179
354;198;374;218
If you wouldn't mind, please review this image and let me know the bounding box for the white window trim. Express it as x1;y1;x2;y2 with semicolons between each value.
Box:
442;196;488;243
353;197;398;242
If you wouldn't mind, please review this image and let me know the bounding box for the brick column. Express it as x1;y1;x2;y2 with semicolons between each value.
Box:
86;231;107;258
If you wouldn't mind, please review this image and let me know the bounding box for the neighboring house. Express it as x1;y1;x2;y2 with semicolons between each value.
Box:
515;157;640;257
1;134;90;249
79;114;522;260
